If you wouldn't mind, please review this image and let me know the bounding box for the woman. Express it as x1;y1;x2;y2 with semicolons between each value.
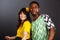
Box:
5;8;31;40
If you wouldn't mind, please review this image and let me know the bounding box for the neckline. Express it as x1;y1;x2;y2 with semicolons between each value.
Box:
33;15;41;22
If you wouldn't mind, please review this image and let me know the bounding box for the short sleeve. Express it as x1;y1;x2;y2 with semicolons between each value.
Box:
43;14;56;30
23;21;31;33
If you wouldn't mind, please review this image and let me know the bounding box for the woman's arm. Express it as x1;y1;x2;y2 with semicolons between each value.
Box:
22;32;28;40
5;36;16;40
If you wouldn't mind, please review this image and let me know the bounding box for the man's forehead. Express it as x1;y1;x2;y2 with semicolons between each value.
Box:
31;3;38;6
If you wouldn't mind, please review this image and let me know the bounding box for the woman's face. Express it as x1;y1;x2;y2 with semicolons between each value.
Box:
20;12;27;21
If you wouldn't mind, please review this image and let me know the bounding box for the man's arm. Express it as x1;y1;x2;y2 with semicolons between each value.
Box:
43;14;56;40
48;28;55;40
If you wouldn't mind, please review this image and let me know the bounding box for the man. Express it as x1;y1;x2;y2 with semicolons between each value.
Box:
29;1;55;40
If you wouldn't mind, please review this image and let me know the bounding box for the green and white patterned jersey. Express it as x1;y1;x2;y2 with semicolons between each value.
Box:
32;15;48;40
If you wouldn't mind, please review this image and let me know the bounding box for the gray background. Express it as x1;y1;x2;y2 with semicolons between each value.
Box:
0;0;59;40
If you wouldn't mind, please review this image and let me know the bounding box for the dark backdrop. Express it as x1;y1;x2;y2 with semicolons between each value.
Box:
0;0;60;40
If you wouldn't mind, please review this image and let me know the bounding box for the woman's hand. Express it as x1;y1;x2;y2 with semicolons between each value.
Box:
5;36;16;40
5;36;11;40
22;32;28;40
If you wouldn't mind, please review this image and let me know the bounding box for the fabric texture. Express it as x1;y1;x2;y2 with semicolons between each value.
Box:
16;20;31;39
41;14;55;29
32;15;48;40
31;14;55;40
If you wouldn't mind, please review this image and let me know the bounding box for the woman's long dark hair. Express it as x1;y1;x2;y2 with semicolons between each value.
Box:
17;8;31;29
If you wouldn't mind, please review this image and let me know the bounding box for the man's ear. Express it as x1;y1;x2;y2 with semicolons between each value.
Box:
37;8;40;12
39;8;40;11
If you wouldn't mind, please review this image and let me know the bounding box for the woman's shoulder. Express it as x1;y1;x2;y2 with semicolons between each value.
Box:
23;20;31;27
24;20;31;24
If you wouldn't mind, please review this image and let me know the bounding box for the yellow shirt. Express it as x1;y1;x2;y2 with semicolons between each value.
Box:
16;20;31;39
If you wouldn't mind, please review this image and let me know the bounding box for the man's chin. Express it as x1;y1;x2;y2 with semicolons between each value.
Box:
32;13;36;16
32;12;36;14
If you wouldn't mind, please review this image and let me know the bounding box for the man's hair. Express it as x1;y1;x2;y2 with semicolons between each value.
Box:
29;1;40;7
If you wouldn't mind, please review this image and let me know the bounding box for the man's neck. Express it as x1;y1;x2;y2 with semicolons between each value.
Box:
33;13;40;20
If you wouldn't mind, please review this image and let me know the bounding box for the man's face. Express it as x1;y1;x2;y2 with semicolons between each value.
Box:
30;3;40;15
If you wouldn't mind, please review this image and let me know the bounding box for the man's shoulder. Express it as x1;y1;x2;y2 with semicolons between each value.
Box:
41;14;49;16
41;14;49;17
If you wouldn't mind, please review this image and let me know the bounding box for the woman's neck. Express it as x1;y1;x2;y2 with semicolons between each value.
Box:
21;20;24;23
21;19;27;23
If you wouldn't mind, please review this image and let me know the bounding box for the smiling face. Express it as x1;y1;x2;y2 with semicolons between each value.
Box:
30;3;40;15
20;12;27;21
